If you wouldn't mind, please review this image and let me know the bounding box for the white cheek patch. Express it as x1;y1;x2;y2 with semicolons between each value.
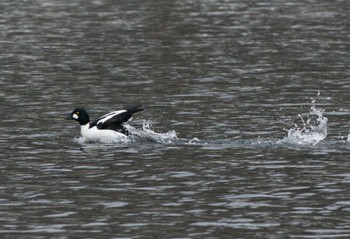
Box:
73;113;79;120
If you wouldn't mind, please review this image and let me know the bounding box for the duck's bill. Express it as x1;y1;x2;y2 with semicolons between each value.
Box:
65;114;74;120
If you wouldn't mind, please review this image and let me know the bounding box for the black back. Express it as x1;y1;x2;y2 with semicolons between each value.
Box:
90;105;143;135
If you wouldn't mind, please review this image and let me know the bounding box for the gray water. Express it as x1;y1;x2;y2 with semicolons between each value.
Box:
1;0;350;238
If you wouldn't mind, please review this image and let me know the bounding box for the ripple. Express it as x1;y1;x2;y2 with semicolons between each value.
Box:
98;202;128;208
191;221;280;230
43;212;77;218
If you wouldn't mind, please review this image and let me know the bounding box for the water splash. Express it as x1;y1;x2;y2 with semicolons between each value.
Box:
124;121;179;144
278;103;328;146
73;122;179;145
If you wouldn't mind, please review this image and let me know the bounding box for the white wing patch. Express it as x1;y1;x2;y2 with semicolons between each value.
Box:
97;110;127;125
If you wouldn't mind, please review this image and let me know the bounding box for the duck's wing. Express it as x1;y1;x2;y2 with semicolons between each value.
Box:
90;105;143;130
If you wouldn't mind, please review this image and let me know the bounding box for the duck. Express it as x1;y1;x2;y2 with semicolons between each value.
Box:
66;105;143;143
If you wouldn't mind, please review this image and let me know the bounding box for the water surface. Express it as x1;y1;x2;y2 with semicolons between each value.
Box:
1;0;349;238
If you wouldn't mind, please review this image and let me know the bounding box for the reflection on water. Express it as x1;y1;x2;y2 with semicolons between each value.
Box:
1;0;350;238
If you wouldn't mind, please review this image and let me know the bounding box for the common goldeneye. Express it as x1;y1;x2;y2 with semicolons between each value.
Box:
66;105;143;143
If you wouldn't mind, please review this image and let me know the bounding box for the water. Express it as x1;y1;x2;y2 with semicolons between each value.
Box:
1;0;349;238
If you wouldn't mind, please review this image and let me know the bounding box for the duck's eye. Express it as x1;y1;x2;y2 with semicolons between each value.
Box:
76;111;80;115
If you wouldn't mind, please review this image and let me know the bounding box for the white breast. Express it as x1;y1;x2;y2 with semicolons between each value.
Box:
80;124;127;143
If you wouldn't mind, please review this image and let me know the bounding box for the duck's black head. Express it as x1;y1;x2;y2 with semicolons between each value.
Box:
66;108;90;125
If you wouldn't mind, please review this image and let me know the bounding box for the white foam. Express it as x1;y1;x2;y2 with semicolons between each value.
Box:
278;105;328;146
125;121;179;144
